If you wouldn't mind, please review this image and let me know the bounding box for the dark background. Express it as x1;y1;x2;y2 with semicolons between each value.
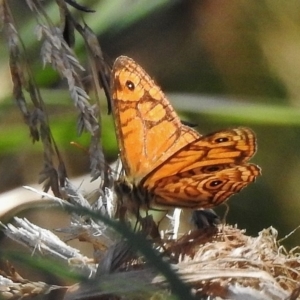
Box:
1;0;300;249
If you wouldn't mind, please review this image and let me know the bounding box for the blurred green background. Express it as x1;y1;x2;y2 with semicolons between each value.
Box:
1;0;300;248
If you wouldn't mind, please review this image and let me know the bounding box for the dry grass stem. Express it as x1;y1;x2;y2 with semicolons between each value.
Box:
0;184;300;299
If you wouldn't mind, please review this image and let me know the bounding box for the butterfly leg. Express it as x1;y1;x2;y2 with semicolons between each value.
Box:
191;209;220;229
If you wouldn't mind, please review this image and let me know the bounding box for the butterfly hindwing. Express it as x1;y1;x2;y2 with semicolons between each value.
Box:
148;163;260;208
143;128;261;208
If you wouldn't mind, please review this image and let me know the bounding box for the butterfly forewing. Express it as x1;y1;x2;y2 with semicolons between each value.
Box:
111;56;200;181
201;128;257;161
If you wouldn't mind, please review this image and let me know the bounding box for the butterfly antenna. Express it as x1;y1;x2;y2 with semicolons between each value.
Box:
222;203;230;224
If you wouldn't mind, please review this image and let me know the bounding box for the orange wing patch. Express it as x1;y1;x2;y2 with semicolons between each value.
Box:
111;56;199;181
143;128;260;208
111;56;261;210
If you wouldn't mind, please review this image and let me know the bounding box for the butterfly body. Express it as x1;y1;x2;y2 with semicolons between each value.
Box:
111;56;261;211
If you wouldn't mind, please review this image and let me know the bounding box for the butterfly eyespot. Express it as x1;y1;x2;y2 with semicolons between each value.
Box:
125;80;135;91
215;137;229;143
209;180;223;187
204;166;221;172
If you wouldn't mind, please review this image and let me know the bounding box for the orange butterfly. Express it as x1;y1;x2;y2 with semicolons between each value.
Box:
110;56;261;210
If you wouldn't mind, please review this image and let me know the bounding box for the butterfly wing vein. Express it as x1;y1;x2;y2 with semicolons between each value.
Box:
111;56;261;209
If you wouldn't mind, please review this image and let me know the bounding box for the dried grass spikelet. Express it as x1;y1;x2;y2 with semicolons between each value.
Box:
169;225;300;299
1;182;300;299
64;224;300;300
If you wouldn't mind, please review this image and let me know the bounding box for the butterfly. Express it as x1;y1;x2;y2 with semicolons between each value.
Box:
110;56;261;210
